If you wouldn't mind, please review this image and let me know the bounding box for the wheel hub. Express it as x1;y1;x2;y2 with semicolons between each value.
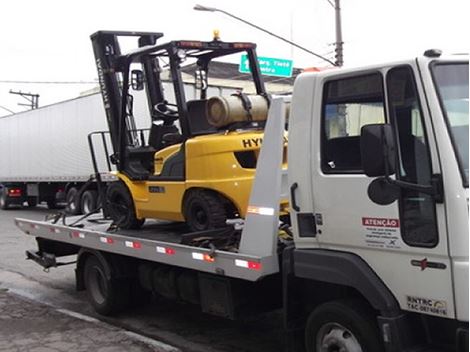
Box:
317;323;362;352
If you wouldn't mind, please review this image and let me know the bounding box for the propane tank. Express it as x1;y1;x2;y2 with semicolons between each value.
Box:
206;95;269;128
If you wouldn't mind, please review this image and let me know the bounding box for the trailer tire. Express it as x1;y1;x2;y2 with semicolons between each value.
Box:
84;256;130;316
183;189;227;232
0;190;11;210
106;182;144;229
81;190;98;214
305;299;383;352
66;187;81;215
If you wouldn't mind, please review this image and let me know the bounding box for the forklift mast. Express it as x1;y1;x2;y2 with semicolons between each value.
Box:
90;30;267;176
91;31;164;170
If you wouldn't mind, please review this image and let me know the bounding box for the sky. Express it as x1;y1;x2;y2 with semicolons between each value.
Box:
0;0;468;117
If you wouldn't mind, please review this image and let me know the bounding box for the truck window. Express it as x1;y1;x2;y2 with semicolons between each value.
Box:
321;73;386;173
387;66;438;247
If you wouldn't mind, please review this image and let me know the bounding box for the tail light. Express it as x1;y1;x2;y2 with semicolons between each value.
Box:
8;188;22;197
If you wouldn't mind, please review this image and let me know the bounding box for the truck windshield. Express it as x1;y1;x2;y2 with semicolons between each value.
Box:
432;62;469;187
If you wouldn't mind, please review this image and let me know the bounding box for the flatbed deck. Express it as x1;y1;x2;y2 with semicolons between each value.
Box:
16;214;279;281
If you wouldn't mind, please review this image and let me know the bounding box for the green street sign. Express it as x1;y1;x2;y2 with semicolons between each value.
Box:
239;54;293;78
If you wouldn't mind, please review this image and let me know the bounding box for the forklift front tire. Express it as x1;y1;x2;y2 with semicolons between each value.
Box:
106;182;144;230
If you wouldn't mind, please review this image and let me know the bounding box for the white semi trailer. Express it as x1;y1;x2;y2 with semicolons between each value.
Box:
0;81;235;213
17;50;468;352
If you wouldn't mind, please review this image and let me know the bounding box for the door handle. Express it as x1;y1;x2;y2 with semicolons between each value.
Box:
290;182;300;211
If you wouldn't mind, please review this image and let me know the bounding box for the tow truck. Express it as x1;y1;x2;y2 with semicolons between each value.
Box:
18;44;468;352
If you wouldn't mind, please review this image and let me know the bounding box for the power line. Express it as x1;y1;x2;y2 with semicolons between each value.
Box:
0;105;15;114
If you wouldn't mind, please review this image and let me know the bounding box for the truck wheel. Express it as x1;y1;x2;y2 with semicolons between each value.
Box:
305;299;383;352
84;256;130;316
81;190;98;214
184;190;227;232
0;190;10;210
66;187;81;215
106;182;144;229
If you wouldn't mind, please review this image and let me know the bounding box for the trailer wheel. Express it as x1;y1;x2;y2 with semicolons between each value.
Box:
84;256;130;316
66;187;81;215
0;190;10;210
106;182;144;229
81;190;98;214
183;190;227;232
305;299;383;352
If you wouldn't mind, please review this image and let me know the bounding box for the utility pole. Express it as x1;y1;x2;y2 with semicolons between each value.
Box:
334;0;344;66
9;90;39;110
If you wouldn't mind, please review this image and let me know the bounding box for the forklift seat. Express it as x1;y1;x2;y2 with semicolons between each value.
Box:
148;123;180;150
187;100;217;136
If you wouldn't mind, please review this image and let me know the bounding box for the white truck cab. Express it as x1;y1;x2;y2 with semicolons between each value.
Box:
288;50;468;350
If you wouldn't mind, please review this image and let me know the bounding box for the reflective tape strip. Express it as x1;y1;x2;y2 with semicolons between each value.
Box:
71;231;85;239
247;206;275;216
192;252;215;263
192;252;204;261
235;259;249;268
30;224;39;229
125;241;142;249
49;228;61;234
100;237;114;244
156;246;175;255
235;259;262;270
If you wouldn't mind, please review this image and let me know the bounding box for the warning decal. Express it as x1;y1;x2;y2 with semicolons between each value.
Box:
362;217;401;249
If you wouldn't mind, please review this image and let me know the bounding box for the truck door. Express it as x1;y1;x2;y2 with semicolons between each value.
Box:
306;65;454;319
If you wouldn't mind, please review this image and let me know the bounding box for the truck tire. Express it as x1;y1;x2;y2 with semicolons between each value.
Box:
81;190;98;214
106;182;144;229
84;256;131;316
0;190;10;210
66;187;81;215
305;299;383;352
183;189;227;232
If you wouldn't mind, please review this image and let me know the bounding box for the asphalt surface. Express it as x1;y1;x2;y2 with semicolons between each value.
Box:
0;288;176;352
0;205;284;352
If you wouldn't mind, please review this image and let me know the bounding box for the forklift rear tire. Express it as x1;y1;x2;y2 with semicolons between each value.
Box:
106;182;144;229
184;189;227;232
84;255;130;316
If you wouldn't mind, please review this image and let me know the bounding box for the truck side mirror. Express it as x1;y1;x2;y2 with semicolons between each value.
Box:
131;70;145;91
360;124;397;177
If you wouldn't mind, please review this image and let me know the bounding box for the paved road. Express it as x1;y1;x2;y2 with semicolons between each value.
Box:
0;288;176;352
0;206;283;352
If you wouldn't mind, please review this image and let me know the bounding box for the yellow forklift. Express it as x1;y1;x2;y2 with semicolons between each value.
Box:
90;31;283;231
